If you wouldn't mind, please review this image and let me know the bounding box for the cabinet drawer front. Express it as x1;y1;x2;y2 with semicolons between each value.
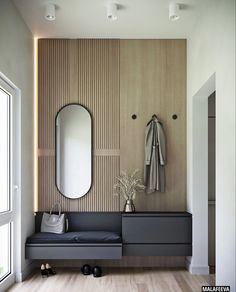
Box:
123;244;192;256
26;245;122;259
122;216;192;243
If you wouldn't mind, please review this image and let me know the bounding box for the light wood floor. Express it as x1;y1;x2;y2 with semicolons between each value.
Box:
8;268;215;292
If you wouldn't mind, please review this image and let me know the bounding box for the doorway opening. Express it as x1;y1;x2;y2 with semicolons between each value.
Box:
187;73;216;275
208;92;216;274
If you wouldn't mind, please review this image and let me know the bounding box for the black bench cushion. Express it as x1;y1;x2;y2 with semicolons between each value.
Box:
26;231;121;244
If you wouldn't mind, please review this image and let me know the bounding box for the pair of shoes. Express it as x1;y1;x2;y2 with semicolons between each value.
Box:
41;263;56;278
81;264;102;278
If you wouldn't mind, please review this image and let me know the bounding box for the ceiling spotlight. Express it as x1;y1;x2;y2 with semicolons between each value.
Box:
106;3;118;21
45;3;56;21
169;2;180;21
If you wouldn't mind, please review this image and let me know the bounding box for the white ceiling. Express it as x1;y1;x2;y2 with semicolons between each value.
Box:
13;0;197;39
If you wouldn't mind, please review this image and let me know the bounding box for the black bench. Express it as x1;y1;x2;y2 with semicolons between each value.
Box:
26;211;192;260
26;212;122;259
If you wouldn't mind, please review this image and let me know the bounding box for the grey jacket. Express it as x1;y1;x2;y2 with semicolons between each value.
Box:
144;117;166;193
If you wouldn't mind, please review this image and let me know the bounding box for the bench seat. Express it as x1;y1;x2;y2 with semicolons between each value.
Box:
25;212;122;260
26;231;121;244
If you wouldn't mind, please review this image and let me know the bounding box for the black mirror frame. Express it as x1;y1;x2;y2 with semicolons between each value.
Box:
55;103;93;199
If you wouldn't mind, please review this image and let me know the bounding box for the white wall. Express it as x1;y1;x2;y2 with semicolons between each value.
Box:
187;0;235;289
0;0;34;281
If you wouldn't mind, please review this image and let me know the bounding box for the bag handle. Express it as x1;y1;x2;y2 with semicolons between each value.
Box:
49;202;61;216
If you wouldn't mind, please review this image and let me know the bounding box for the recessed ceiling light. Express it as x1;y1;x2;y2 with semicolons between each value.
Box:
45;3;56;21
106;2;118;21
169;2;180;21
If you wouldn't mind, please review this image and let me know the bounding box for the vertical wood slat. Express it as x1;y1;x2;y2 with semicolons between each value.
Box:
38;39;70;150
38;39;120;211
77;39;120;150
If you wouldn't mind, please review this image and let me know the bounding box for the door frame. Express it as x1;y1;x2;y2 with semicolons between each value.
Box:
0;72;21;291
187;73;216;274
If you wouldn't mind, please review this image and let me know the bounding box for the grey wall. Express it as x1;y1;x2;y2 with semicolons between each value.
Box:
0;0;34;280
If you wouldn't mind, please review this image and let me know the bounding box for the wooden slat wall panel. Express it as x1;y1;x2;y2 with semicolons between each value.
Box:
120;40;186;211
77;156;120;211
77;39;120;149
38;39;120;211
38;39;186;213
38;39;70;150
38;156;120;211
38;156;71;211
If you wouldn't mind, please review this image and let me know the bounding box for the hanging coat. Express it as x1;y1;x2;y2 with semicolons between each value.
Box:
144;117;166;193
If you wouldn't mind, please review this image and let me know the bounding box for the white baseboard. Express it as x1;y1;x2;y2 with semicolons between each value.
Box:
16;261;36;282
186;258;209;275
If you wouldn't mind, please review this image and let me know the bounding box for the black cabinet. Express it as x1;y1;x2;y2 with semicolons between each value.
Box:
122;212;192;256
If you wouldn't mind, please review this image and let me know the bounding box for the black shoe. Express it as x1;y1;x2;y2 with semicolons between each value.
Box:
41;264;48;278
92;266;102;278
45;263;56;275
81;264;91;275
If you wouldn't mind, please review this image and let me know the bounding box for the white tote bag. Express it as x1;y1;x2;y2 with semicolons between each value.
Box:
41;203;65;234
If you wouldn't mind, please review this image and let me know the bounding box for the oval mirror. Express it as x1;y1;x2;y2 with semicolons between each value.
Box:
56;104;92;199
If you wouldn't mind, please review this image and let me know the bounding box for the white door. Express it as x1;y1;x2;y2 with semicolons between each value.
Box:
0;75;19;290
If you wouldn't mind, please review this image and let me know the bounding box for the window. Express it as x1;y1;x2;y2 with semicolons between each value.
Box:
0;75;18;289
0;87;10;213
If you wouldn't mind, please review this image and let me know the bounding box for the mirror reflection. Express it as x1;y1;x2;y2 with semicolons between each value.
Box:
56;104;92;199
